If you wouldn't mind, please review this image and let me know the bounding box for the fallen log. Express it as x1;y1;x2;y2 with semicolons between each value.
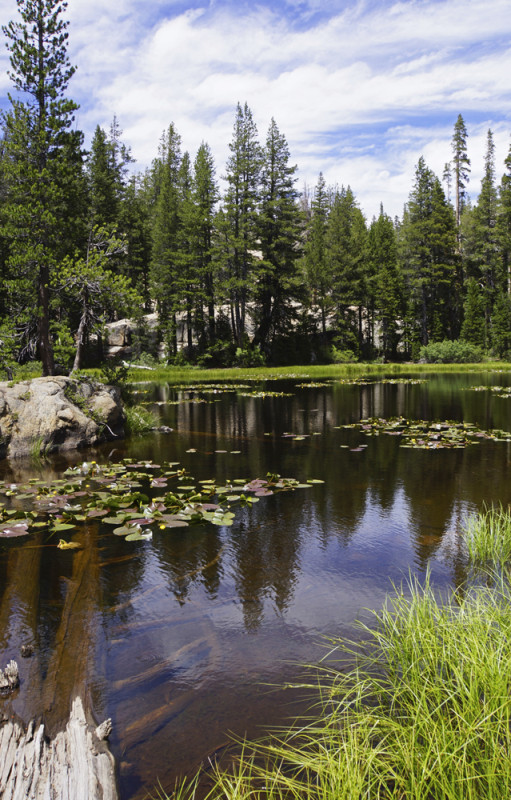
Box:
0;695;117;800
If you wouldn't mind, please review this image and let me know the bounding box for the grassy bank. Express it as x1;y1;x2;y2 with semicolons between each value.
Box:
4;360;511;386
160;508;511;800
117;360;511;385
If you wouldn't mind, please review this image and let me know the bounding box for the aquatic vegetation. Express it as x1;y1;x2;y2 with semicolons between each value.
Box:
141;397;220;406
378;378;426;385
466;384;511;398
0;460;319;543
240;390;294;398
339;417;511;449
124;405;159;436
171;574;511;800
295;381;334;388
171;383;253;391
464;505;511;567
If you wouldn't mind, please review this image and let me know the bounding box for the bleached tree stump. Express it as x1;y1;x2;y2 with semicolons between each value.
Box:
0;696;117;800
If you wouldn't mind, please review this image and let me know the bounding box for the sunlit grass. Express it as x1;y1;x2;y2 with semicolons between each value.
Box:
158;574;511;800
119;360;511;385
465;505;511;568
3;359;511;387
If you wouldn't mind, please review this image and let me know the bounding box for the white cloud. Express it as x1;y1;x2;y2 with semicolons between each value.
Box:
1;0;510;218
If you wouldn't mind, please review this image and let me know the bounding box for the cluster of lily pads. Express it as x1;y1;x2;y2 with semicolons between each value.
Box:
336;378;426;386
338;417;511;449
240;390;294;398
295;382;334;388
0;460;323;542
141;397;220;406
466;385;511;398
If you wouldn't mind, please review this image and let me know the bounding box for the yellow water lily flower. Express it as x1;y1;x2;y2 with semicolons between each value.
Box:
57;539;82;550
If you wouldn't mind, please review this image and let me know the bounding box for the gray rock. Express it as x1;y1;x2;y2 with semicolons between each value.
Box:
0;377;125;460
105;318;134;348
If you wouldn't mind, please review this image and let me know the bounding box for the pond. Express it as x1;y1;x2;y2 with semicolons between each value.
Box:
1;370;511;798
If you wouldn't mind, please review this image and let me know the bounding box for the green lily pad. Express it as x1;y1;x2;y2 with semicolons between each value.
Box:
113;525;137;536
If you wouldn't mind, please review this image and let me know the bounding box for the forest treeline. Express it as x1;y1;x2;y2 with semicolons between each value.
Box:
1;0;511;377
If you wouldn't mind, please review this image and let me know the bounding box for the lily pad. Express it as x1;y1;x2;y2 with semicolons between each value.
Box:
0;522;31;538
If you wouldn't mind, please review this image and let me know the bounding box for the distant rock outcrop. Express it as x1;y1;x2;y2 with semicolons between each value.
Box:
0;377;125;460
104;312;159;359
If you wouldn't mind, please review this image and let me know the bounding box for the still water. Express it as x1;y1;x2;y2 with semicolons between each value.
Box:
1;371;511;797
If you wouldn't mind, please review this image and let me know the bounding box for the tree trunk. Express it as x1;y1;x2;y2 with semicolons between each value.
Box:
72;304;88;373
38;265;55;376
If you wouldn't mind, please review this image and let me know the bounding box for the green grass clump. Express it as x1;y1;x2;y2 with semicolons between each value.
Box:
167;575;511;800
465;505;511;567
124;405;158;436
122;361;511;385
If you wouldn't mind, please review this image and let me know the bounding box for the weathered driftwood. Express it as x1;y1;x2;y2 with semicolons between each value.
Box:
0;695;117;800
0;661;19;693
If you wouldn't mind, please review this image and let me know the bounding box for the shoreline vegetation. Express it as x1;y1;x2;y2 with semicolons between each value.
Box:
161;508;511;800
5;360;511;388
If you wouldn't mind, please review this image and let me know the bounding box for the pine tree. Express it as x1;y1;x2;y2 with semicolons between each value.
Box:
451;114;470;231
190;142;218;345
57;226;141;372
175;150;196;352
491;289;511;357
460;277;485;348
108;115;133;194
253;118;302;357
327;186;367;355
221;102;261;347
400;158;457;347
369;206;403;360
497;141;511;295
118;175;152;308
148;124;182;357
2;0;84;375
303;173;330;338
463;130;499;344
87;125;119;229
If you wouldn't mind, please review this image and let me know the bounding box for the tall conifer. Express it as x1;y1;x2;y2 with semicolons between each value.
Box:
451;114;470;232
254;118;302;356
2;0;84;375
222;103;261;346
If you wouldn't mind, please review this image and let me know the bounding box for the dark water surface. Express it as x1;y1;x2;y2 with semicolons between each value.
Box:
1;371;511;798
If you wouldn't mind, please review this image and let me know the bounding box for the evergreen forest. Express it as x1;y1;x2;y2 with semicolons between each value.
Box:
1;0;511;378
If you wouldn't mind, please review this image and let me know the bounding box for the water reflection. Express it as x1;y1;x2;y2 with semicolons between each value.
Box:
1;372;511;798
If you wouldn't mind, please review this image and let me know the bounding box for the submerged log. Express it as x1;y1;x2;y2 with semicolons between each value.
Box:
0;530;118;798
0;696;117;800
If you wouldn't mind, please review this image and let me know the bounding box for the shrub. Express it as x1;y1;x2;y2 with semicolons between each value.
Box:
196;339;235;368
124;405;158;436
331;346;358;363
234;347;265;367
100;359;129;386
419;339;484;363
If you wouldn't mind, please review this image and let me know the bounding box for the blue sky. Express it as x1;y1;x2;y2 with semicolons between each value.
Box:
1;0;511;219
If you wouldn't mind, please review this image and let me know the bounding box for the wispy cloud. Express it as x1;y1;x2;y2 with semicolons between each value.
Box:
1;0;510;217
